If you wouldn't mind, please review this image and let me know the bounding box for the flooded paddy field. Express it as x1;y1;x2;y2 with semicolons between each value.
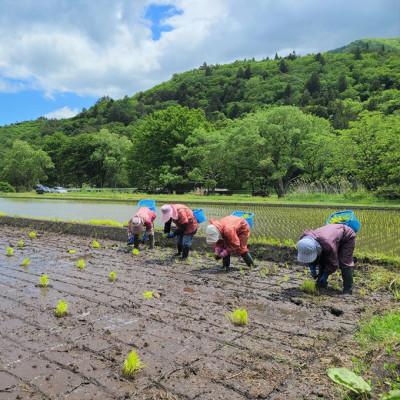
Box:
0;225;396;399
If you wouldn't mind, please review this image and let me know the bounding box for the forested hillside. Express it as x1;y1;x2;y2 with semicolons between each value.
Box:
0;38;399;197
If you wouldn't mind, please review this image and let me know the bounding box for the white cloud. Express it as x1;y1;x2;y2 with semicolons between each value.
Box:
44;106;80;119
0;0;398;98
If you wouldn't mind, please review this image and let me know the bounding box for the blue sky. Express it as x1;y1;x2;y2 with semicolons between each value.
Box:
0;0;398;126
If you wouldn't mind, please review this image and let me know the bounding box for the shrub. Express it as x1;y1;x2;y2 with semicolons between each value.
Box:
0;181;16;193
54;300;68;317
226;308;248;326
122;350;145;377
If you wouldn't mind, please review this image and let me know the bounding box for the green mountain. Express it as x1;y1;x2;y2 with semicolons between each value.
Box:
330;38;400;53
0;38;399;195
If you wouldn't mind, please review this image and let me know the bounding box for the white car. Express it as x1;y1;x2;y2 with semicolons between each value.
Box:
52;186;68;193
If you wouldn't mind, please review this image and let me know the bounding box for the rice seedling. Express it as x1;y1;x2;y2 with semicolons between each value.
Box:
54;300;68;318
76;259;86;270
67;249;76;254
283;274;290;282
17;239;25;248
6;246;14;256
226;308;248;326
91;240;101;249
21;258;30;267
132;248;140;255
87;219;124;228
108;271;117;282
300;279;318;295
28;231;37;239
143;291;154;299
122;350;145;377
39;274;49;287
359;287;367;297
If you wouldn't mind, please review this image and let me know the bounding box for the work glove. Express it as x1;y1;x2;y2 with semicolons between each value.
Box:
317;271;329;289
165;232;175;239
308;263;318;279
127;235;135;245
143;232;148;242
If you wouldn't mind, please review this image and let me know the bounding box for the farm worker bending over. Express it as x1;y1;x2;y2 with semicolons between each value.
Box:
206;215;255;269
296;224;356;294
161;204;198;260
128;207;156;249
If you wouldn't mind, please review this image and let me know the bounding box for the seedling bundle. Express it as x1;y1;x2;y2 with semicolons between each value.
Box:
226;308;248;326
122;350;145;377
55;300;68;317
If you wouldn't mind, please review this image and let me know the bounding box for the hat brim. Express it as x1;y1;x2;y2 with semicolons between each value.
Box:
297;250;318;264
161;212;172;224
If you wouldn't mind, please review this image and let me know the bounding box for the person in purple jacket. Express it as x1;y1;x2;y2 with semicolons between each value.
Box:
296;224;356;294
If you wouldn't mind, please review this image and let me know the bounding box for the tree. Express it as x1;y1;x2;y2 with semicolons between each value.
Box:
337;74;348;93
127;106;209;191
305;72;321;96
243;65;252;79
353;46;362;60
0;140;54;191
279;59;289;73
315;53;326;65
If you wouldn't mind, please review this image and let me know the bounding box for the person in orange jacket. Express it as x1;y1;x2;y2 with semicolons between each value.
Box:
206;215;255;269
161;204;198;260
127;206;156;249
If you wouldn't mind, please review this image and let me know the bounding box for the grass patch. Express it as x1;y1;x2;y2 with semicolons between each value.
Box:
356;311;400;350
87;219;124;228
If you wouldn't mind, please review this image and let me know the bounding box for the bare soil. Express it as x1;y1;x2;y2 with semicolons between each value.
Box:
0;226;395;399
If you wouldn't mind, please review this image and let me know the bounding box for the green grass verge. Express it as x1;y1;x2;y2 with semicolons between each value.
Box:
1;191;400;209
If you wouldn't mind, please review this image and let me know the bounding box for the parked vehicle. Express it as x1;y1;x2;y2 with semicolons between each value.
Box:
52;186;68;193
35;184;52;194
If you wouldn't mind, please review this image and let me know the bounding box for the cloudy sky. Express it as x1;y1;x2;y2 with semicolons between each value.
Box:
0;0;398;125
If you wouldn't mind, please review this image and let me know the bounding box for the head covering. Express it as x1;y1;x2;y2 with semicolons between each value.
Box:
206;224;221;244
161;204;173;224
296;236;321;264
131;216;144;234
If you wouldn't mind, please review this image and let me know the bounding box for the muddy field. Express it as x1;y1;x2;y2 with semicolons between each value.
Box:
0;225;395;399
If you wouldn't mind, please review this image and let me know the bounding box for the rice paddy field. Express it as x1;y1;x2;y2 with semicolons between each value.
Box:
1;197;399;256
0;225;398;399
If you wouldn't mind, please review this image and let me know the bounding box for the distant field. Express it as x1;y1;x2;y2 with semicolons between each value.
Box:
1;191;400;208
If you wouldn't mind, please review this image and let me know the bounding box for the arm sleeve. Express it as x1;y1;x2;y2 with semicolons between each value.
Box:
164;219;172;234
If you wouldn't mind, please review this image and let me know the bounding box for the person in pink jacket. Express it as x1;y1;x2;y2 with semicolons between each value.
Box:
161;204;198;260
206;215;255;270
128;206;156;249
296;224;356;294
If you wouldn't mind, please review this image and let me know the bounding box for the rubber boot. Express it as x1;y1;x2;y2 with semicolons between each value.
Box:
175;243;183;257
242;252;255;268
341;266;353;295
181;246;190;260
222;255;231;270
148;234;154;249
133;234;140;249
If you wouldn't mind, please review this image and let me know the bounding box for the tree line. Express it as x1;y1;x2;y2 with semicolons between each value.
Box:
0;39;399;197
